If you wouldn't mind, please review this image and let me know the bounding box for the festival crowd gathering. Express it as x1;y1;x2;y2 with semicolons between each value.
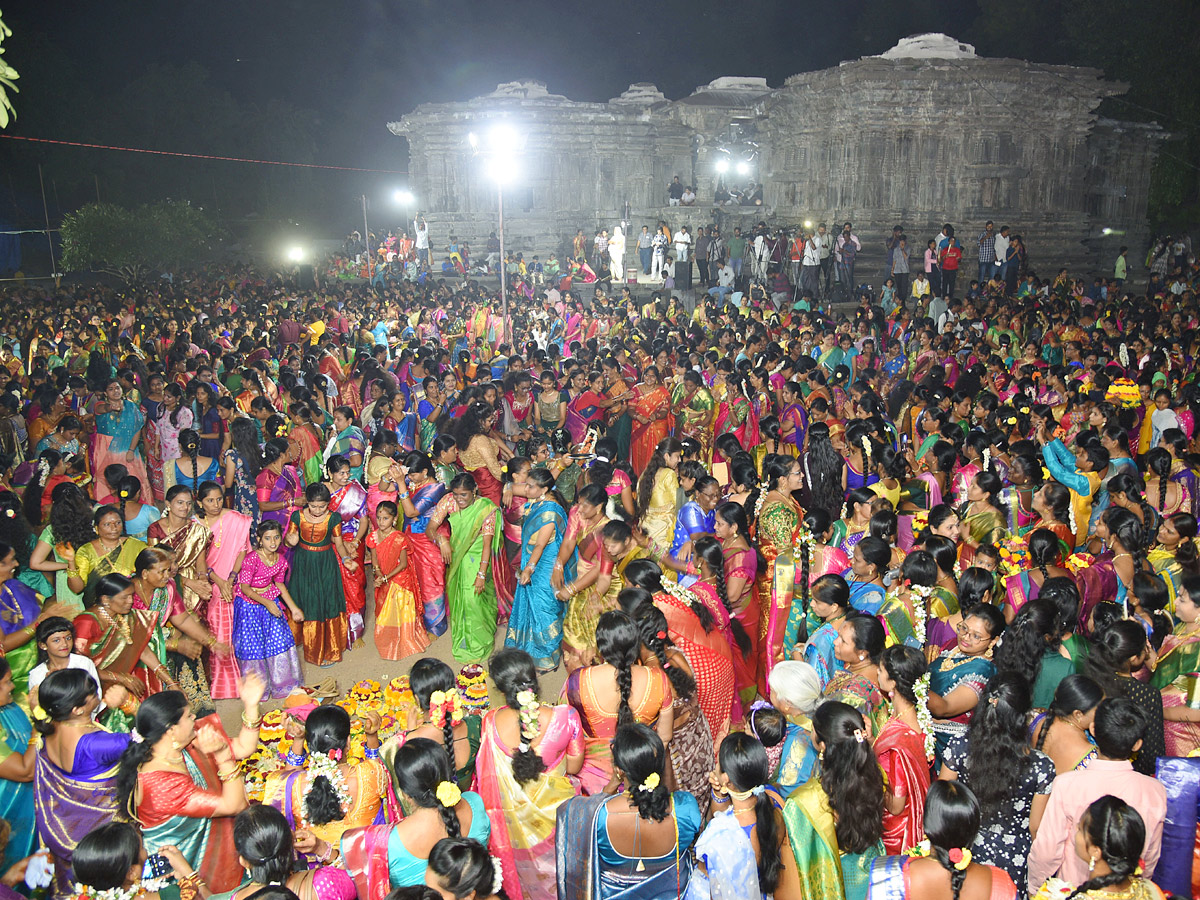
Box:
0;214;1197;900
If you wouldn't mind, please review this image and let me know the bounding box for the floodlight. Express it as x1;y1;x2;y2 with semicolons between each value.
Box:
736;161;750;176
394;190;415;205
287;246;304;262
715;159;730;174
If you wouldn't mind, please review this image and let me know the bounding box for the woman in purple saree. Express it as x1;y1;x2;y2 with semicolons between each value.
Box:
32;668;129;897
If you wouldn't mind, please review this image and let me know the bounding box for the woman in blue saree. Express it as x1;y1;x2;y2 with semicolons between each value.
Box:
505;469;567;672
399;455;449;636
778;383;808;457
325;406;367;481
844;537;890;616
93;379;148;506
926;606;1003;768
665;476;720;585
0;657;35;873
556;724;699;900
802;574;852;689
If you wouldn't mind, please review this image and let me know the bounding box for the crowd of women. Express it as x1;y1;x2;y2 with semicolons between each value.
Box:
0;261;1198;900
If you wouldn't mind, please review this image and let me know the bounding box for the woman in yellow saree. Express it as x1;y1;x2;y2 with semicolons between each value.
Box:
476;648;583;900
755;456;805;697
636;438;682;550
782;701;884;900
673;371;716;465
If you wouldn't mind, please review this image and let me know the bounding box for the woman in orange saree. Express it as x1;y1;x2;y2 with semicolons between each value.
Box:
753;458;804;698
629;369;670;476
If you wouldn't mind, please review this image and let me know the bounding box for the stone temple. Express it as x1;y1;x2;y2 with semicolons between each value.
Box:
388;34;1164;274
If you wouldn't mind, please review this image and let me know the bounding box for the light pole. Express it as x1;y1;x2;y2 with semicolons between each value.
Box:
361;193;372;279
470;125;522;345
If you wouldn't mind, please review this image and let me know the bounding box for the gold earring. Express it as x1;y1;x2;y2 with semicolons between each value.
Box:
1088;856;1096;874
171;739;180;751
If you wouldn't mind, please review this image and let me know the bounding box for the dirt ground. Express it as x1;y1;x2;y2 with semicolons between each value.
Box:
213;604;570;733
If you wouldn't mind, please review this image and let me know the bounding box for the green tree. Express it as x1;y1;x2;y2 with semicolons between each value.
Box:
60;200;221;282
0;10;18;128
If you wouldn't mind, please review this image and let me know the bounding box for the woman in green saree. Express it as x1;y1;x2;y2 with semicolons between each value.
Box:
957;471;1008;568
782;701;884;900
429;472;503;663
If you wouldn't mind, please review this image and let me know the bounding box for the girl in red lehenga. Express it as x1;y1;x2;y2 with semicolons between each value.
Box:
366;500;429;660
326;454;369;646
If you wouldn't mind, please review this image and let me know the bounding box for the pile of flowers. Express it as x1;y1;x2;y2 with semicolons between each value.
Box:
1065;552;1096;576
996;534;1031;576
242;667;492;801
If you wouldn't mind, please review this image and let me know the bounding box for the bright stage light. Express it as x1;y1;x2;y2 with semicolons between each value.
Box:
488;123;521;153
804;220;814;229
715;159;730;174
394;190;415;205
468;132;479;148
286;246;304;262
486;156;518;186
736;161;750;176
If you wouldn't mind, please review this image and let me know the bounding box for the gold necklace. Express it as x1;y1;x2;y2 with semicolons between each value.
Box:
97;604;133;643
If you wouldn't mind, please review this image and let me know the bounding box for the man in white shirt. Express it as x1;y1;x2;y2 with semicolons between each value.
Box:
674;226;692;289
815;223;833;297
801;230;822;298
993;225;1011;282
708;262;734;300
414;217;430;269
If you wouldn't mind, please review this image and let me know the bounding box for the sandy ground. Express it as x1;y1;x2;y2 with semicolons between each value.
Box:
213;602;570;733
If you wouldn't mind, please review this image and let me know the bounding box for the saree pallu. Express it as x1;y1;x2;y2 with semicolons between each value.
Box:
145;416;166;500
775;719;818;795
406;481;448;636
476;710;578;900
783;776;865;900
292;425;324;487
780;402;808;457
959;507;1007;567
655;591;735;741
0;704;34;871
505;500;567;672
150;519;213;618
803;623;843;689
74;607;160;729
687;808;763;900
562;540;623;672
847;579;886;616
783;545;851;656
205;511;251;699
822;671;888;736
755;500;800;697
330;482;369;645
1002;570;1040;620
877;595;919;650
340;824;393;900
713;396;759;462
640;468;678;550
447;498;503;663
257;466;300;532
677;390;715;465
629;385;669;476
465;464;514;620
139;737;241;893
667;694;712;817
726;548;761;706
555;795;692;900
0;579;42;703
1153;630;1200;756
565;394;602;445
874;719;930;856
928;654;995;767
369;529;429;661
76;538;145;609
35;749;121;896
93;401;148;504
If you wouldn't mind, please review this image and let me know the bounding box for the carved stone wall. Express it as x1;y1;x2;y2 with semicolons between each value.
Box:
387;34;1164;274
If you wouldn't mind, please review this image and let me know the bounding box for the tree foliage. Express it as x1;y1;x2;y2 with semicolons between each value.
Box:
0;10;18;128
60;200;221;282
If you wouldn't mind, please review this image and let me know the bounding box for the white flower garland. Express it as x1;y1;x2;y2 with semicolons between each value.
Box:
913;673;936;760
908;583;932;648
980;448;991;473
662;578;701;610
303;751;351;822
72;885;138;900
1067;499;1077;535
794;527;816;576
515;688;541;752
753;480;770;522
1119;343;1130;370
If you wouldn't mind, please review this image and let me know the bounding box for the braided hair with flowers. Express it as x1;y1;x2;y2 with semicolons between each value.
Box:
301;706;353;826
489;647;548;785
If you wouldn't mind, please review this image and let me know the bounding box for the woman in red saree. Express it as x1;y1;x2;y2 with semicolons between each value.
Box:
117;676;266;894
624;559;735;742
714;502;762;706
875;646;932;855
629;368;670;476
712;372;760;463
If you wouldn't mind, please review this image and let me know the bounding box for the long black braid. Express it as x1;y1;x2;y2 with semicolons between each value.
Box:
695;536;750;656
930;846;968;900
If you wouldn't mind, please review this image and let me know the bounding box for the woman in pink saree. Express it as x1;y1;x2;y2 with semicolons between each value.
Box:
197;482;251;699
475;648;583;900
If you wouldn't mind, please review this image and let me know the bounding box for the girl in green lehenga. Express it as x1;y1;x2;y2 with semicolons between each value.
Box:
428;472;502;663
782;700;885;900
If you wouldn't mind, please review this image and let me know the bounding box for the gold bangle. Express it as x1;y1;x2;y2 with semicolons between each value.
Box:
217;766;241;783
241;712;263;729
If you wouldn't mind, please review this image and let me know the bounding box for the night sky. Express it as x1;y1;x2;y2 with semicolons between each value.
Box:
0;0;1038;231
